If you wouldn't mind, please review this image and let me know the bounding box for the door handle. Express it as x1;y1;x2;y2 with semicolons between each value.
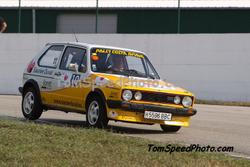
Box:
54;71;62;76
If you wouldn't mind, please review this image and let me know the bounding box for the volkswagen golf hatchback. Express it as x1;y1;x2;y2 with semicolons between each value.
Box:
19;42;197;132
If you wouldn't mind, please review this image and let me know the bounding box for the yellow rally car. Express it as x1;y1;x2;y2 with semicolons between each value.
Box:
19;42;197;132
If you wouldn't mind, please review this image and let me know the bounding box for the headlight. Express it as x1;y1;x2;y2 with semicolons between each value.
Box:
134;91;142;100
122;90;133;101
182;96;193;107
174;96;181;104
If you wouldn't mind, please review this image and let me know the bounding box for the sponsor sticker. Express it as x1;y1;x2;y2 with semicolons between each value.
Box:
95;77;109;86
54;99;82;108
33;67;54;75
41;80;52;89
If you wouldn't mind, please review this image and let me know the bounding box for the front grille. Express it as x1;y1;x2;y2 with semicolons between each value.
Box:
140;91;178;104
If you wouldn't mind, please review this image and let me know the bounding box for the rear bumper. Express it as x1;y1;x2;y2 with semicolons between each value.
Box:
107;100;197;117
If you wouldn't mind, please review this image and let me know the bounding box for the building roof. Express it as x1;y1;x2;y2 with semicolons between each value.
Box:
1;0;250;9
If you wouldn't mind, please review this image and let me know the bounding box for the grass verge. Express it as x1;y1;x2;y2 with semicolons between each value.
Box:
196;99;250;107
0;118;249;167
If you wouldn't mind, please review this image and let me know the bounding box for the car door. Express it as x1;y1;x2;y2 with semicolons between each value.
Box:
51;45;88;111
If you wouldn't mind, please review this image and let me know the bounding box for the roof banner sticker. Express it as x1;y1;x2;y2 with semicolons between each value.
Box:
95;48;144;58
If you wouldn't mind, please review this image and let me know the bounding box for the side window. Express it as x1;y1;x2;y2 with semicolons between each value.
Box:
126;56;146;74
146;59;160;79
39;45;64;68
60;47;87;73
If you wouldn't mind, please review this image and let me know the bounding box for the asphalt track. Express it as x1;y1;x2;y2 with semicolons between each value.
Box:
0;95;250;158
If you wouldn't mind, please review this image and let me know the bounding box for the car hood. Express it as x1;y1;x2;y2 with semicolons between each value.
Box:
91;73;194;96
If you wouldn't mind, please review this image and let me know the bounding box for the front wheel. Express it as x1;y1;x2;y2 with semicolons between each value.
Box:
86;96;108;128
160;125;181;133
22;87;43;120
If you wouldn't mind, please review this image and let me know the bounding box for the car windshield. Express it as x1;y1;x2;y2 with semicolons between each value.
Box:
90;48;159;79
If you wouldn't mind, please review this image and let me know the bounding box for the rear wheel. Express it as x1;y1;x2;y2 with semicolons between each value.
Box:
22;87;43;120
86;96;108;128
160;125;181;133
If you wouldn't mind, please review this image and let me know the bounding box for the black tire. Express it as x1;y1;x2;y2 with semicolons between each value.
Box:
160;125;181;133
22;87;43;120
86;96;108;128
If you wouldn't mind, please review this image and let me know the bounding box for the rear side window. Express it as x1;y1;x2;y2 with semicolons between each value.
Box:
39;45;64;68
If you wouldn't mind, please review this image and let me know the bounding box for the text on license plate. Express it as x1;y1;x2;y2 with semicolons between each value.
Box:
144;111;172;121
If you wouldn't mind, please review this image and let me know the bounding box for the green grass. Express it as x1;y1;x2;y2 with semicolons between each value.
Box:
196;99;250;107
0;119;249;167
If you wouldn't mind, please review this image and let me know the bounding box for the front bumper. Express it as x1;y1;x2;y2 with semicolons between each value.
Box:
107;100;197;117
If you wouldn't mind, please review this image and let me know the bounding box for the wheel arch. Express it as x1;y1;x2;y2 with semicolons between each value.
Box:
85;88;106;109
23;79;42;103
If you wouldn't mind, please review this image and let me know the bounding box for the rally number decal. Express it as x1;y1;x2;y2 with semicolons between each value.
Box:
70;74;81;86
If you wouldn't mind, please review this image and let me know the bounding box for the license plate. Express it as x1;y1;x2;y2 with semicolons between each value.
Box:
144;111;172;121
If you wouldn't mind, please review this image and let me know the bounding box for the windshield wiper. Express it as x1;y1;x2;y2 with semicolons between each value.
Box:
123;69;147;78
104;68;146;78
105;68;129;77
148;74;155;79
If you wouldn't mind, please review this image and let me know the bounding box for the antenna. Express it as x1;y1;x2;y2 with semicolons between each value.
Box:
72;29;79;42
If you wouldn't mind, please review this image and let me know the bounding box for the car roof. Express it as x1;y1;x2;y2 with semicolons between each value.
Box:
47;42;146;55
